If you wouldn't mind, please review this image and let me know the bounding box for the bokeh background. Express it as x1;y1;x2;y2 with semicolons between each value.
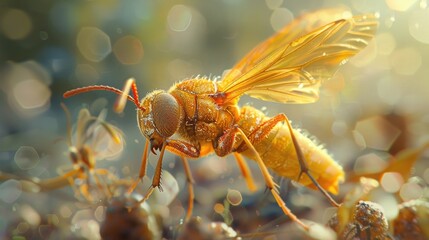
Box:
1;0;428;239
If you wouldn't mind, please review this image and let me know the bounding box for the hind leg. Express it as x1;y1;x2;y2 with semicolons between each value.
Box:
214;126;309;230
236;113;339;207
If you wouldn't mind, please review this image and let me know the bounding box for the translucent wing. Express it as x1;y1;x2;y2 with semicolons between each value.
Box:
228;9;353;76
218;10;378;104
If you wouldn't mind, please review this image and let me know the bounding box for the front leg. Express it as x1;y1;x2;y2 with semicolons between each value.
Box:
127;139;200;194
129;138;200;222
166;139;200;158
213;127;237;157
213;127;257;192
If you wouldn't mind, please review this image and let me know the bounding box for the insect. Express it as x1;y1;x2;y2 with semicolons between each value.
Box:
64;9;378;229
58;104;125;201
0;105;126;201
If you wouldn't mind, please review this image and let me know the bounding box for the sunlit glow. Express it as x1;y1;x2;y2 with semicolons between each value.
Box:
13;79;51;110
167;59;196;81
113;35;144;65
71;209;93;224
76;27;112;62
226;189;243;206
0;9;32;40
82;219;101;239
354;153;388;174
381;172;404;192
377;77;402;105
19;204;41;226
376;32;396;55
400;182;423;201
266;0;284;9
0;180;22;203
214;203;225;214
14;146;40;170
352;130;367;149
166;5;206;55
354;116;401;151
308;223;337;240
350;0;375;13
270;8;293;32
47;214;60;226
94;206;106;222
75;64;100;85
374;193;399;220
59;205;73;218
16;222;30;234
1;3;429;239
409;8;429;44
385;0;418;11
167;5;192;32
331;121;348;136
390;47;422;75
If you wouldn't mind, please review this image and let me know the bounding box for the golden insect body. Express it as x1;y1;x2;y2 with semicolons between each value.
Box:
237;106;344;194
64;9;378;229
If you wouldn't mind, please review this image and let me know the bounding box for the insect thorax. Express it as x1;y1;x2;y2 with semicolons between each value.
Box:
170;79;238;144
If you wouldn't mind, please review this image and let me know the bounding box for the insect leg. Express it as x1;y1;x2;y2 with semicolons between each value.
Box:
86;167;113;199
282;116;340;207
0;168;81;192
57;165;90;200
90;168;117;199
137;142;168;205
127;140;150;195
236;113;288;152
134;139;199;208
165;139;200;158
213;127;236;157
233;152;257;192
79;181;94;201
44;169;80;191
234;127;310;230
114;78;140;113
214;129;257;192
238;112;340;207
166;140;199;220
179;156;195;221
216;126;309;230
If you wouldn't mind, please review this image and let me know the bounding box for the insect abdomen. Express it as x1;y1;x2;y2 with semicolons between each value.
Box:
238;106;344;194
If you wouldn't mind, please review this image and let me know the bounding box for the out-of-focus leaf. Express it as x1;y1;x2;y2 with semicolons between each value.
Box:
348;142;429;182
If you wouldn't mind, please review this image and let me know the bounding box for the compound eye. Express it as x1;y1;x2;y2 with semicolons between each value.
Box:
152;93;180;137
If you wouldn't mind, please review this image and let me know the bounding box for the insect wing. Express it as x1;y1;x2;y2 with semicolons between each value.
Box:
219;11;378;104
75;108;92;147
225;9;353;79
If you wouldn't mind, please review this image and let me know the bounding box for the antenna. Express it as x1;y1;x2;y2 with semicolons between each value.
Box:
63;78;145;112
